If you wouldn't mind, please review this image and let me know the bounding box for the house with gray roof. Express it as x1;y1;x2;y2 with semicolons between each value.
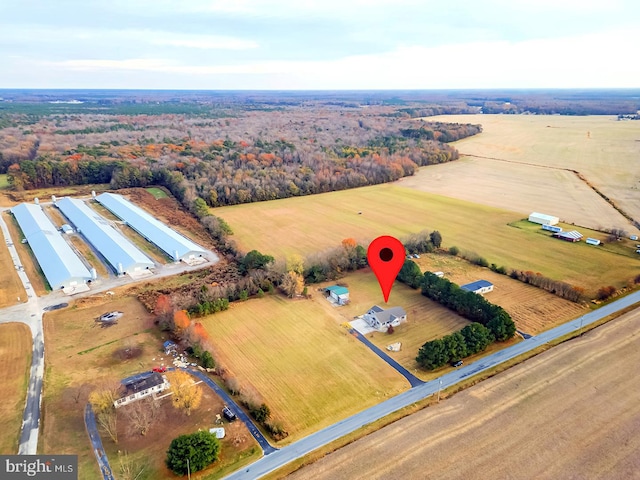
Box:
363;305;407;330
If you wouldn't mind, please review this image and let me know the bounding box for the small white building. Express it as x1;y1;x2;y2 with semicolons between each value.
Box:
460;280;494;295
114;372;170;408
528;212;559;226
209;427;226;439
363;305;407;330
586;238;601;246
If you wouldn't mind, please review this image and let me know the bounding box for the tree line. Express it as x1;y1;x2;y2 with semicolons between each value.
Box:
397;263;516;370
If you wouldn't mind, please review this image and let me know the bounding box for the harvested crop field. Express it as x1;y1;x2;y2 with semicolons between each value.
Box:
413;254;586;334
286;306;640;480
408;114;640;233
201;294;409;444
0;323;32;454
213;185;639;296
396;155;633;233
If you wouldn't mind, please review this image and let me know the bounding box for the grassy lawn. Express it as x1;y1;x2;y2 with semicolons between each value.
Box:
200;293;409;444
213;184;639;297
0;174;9;189
0;323;32;454
146;187;168;199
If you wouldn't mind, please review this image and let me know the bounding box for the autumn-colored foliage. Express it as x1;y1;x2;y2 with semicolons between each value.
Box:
173;310;190;330
342;238;357;249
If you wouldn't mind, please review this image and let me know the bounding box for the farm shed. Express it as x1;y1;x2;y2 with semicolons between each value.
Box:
96;192;208;262
114;372;169;408
11;203;92;290
56;197;155;275
363;305;407;330
461;280;494;295
554;230;583;242
528;212;559;226
586;238;601;246
542;224;562;233
325;285;349;305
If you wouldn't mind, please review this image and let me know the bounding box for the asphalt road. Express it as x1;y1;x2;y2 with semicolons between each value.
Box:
84;404;115;480
224;289;640;480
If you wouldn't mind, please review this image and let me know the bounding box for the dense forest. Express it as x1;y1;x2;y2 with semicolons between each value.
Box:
0;102;481;206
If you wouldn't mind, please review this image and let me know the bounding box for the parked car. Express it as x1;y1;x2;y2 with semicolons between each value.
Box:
152;366;167;373
452;360;463;367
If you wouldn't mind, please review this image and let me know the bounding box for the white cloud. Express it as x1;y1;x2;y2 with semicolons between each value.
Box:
40;26;639;89
0;25;257;50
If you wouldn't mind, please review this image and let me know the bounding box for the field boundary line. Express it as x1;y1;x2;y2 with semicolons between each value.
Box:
463;153;639;228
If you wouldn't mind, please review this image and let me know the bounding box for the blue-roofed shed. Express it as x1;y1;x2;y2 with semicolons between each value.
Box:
325;285;349;305
460;280;494;295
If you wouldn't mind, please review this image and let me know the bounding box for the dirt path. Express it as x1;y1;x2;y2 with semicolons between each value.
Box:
286;308;640;480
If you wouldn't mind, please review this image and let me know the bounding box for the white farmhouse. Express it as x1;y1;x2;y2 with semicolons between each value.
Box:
363;305;407;331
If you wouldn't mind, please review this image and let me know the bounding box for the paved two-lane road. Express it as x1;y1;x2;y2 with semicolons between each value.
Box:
225;290;640;480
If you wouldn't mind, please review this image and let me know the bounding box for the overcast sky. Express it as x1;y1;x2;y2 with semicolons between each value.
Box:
1;0;639;89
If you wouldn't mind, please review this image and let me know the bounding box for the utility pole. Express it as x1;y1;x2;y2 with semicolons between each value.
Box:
437;380;442;403
187;458;191;480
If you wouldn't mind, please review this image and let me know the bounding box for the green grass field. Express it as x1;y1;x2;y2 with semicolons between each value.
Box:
213;184;639;296
200;293;409;443
145;187;168;199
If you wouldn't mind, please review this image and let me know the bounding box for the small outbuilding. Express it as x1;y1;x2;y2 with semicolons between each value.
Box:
554;230;583;242
586;238;601;246
528;212;559;226
460;280;494;295
209;427;226;439
325;285;349;305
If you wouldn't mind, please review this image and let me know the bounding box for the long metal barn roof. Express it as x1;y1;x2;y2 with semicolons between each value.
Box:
95;192;208;261
56;197;155;274
11;202;92;290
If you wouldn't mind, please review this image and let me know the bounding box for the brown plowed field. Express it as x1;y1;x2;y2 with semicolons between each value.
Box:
286;307;640;480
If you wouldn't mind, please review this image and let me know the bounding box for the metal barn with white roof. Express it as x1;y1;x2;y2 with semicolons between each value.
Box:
56;197;155;275
95;192;208;262
528;212;559;226
11;203;92;290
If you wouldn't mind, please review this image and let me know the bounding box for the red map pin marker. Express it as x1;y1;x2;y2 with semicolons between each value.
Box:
367;235;405;303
